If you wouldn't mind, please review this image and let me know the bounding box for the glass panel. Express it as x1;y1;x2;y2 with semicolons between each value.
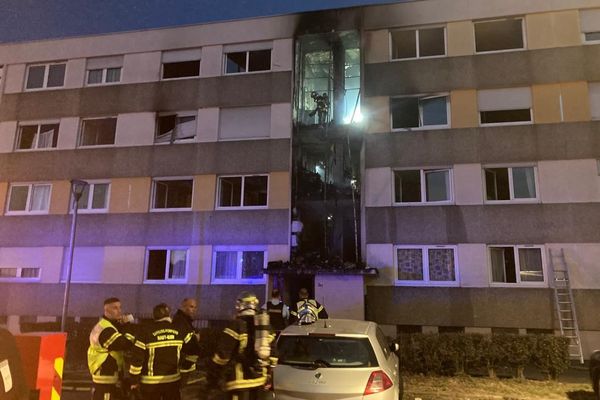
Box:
397;248;423;280
17;126;38;149
277;336;378;368
518;248;544;282
30;184;50;211
225;52;247;73
512;167;536;199
490;247;516;283
485;168;510;200
156;114;176;143
147;250;167;280
87;69;103;84
419;27;445;57
38;124;59;148
391;97;419;128
219;177;242;207
162;60;200;79
585;32;600;41
243;176;268;206
428;248;455;281
91;184;109;209
174;116;196;140
80;118;117;146
394;170;421;202
215;251;237;279
47;63;66;87
21;268;40;278
425;170;449;202
420;96;447;126
391;30;417;59
8;186;29;211
153;180;192;208
0;268;18;278
475;19;524;52
26;65;45;89
241;251;264;279
105;67;121;82
168;250;187;279
480;109;531;124
248;50;271;72
77;185;91;209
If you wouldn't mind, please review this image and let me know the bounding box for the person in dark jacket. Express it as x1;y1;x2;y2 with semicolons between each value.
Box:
172;298;200;373
0;327;29;400
129;303;197;400
289;287;328;325
262;289;288;333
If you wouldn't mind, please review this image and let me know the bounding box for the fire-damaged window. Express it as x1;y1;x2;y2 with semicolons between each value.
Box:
212;247;266;283
155;112;197;143
151;178;193;210
145;248;188;282
225;49;271;74
395;245;458;285
394;168;452;204
489;245;545;285
217;175;268;208
391;95;449;129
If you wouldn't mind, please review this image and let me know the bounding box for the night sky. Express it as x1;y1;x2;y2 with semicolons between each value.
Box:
1;0;407;43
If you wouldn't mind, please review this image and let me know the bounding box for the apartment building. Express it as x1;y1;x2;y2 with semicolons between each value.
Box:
1;0;600;357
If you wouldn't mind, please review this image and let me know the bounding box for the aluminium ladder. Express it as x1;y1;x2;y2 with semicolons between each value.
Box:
549;248;584;363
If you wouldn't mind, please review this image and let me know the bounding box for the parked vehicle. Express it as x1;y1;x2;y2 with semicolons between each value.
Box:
591;350;600;400
273;319;403;400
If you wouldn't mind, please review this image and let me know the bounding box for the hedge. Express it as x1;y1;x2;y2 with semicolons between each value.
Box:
396;333;570;380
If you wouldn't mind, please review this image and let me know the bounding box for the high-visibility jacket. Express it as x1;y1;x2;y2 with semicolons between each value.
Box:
289;299;328;325
87;317;135;385
129;317;197;385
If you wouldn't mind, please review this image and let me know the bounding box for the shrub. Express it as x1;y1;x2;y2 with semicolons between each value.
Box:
532;334;571;380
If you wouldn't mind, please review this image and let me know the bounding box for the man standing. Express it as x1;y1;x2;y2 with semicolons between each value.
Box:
87;297;135;400
172;298;197;334
289;288;328;325
129;303;197;400
262;288;288;333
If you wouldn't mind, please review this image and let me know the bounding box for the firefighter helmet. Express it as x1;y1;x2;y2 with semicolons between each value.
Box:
236;291;259;316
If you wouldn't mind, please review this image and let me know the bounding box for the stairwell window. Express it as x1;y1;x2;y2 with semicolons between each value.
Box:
390;27;446;60
478;87;532;125
217;175;268;208
489;245;545;284
394;168;452;205
155;112;197;143
6;183;51;215
161;48;201;79
391;95;449;130
474;18;525;53
212;247;266;284
151;178;193;211
484;166;537;202
79;117;117;147
15;122;59;150
395;245;458;286
25;62;66;90
580;9;600;43
145;248;188;283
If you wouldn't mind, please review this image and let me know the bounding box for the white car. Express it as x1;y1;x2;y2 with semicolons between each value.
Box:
273;319;403;400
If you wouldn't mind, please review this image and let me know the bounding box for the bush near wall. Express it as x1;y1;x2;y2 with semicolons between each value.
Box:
396;333;570;380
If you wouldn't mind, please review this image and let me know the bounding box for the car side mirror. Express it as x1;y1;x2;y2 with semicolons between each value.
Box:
389;342;399;353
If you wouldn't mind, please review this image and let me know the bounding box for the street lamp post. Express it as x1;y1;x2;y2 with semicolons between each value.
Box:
60;179;89;332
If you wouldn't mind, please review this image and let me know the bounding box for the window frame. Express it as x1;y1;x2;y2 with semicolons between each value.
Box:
143;247;189;284
394;244;459;286
390;94;450;131
14;120;60;151
216;174;269;210
223;49;272;75
389;25;447;61
154;111;197;144
473;17;527;55
488;244;547;287
0;267;41;282
24;61;67;91
482;164;539;204
78;116;118;148
86;66;122;86
72;180;111;214
5;182;52;215
478;108;532;127
150;176;194;212
392;168;453;206
211;245;267;284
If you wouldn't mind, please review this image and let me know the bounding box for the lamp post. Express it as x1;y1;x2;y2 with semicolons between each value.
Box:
60;179;89;332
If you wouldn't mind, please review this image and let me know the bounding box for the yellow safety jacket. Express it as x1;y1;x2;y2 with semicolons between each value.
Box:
87;317;135;384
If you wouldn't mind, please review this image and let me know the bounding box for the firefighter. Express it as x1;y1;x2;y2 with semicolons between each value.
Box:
87;297;136;400
206;292;274;400
289;287;328;325
262;288;288;333
128;303;197;400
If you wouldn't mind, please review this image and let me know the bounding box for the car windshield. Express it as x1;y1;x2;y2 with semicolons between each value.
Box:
277;335;378;368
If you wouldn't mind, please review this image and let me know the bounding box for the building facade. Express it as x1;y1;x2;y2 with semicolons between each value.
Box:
1;0;600;356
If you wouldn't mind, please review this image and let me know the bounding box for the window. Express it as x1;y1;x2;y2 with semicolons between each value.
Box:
474;18;524;53
162;48;201;79
6;183;51;214
15;123;59;150
391;95;449;129
581;9;600;43
484;166;537;202
155;112;197;143
225;49;271;74
75;182;110;213
151;178;193;210
395;245;458;285
218;106;271;140
212;247;265;283
79;117;117;146
145;248;188;282
478;87;532;125
390;27;445;60
217;175;268;208
25;62;66;89
394;169;452;204
86;55;123;85
60;247;103;283
489;245;545;284
0;267;40;281
590;83;600;120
